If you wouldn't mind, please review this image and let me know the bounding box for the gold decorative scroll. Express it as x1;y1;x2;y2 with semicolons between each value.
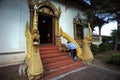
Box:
92;37;100;42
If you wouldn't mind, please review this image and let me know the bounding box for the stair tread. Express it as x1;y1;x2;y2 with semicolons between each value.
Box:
43;59;82;71
40;47;58;51
41;52;66;58
39;45;84;79
40;50;59;53
43;61;84;79
41;55;70;64
40;45;58;49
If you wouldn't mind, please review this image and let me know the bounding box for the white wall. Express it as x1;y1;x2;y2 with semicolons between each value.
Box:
0;0;29;66
0;0;29;53
51;1;87;44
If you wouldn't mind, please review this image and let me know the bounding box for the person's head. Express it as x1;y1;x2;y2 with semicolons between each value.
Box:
67;41;70;44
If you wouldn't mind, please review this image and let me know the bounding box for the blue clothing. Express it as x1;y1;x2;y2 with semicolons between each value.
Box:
67;42;76;50
67;42;77;61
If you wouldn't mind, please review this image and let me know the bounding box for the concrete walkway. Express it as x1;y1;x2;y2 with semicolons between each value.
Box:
51;64;120;80
0;63;120;80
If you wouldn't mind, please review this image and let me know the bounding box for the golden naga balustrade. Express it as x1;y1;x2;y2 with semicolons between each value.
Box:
25;9;43;80
60;23;94;62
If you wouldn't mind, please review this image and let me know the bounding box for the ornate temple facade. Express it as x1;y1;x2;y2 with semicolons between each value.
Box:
0;0;90;66
0;0;95;79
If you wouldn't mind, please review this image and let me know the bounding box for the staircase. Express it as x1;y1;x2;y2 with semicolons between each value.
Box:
40;45;84;79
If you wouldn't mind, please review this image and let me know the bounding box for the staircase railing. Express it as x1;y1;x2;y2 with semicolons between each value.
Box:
60;23;94;62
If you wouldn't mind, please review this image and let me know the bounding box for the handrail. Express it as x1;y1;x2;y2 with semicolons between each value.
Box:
60;23;94;62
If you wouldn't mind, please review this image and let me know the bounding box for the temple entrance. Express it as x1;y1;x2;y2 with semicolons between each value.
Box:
28;0;61;46
38;14;53;44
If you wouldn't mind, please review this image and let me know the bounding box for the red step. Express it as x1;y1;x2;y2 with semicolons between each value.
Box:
43;59;75;70
42;54;70;64
40;45;58;50
40;52;66;59
44;61;83;79
39;45;84;79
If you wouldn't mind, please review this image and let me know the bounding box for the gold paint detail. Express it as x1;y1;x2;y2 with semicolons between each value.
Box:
92;37;100;42
73;12;82;25
60;23;94;62
55;18;61;46
38;7;54;15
